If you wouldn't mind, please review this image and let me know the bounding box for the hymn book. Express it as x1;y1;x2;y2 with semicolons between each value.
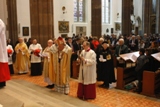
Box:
151;52;160;62
119;51;139;62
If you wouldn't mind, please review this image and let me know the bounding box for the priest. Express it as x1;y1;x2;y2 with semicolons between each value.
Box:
50;37;72;94
0;19;10;88
15;37;30;74
29;39;42;76
77;41;97;100
42;39;55;88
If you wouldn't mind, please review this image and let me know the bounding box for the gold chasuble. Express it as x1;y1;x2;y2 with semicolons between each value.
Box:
15;42;30;73
50;42;72;94
42;46;55;83
52;48;72;85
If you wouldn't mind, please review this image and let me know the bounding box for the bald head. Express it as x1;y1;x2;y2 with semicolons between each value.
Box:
18;37;23;43
119;38;124;46
47;39;53;47
144;33;147;37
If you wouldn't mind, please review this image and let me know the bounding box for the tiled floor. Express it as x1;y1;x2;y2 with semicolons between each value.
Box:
11;74;160;107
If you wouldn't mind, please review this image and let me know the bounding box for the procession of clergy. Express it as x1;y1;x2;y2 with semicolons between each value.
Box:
1;18;160;100
4;36;98;100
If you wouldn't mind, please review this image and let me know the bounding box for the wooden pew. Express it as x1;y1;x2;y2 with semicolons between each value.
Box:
116;66;136;89
116;52;138;89
142;70;160;97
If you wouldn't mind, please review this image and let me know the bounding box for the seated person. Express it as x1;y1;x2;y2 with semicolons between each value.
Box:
115;39;128;67
134;48;148;93
115;38;128;57
144;49;155;72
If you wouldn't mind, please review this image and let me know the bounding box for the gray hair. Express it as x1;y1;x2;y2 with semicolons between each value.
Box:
99;37;104;42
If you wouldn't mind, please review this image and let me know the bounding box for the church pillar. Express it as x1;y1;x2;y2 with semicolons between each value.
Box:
156;0;160;33
142;0;152;35
91;0;101;38
30;0;54;48
122;0;132;36
6;0;18;45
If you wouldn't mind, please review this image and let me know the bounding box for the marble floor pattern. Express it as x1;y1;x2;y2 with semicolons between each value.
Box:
2;74;160;107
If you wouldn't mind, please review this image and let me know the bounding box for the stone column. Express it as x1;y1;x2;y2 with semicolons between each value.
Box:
156;0;160;33
91;0;101;38
30;0;54;48
6;0;18;45
122;0;132;36
142;0;152;35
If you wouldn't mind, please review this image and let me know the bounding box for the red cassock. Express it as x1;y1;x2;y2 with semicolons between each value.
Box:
0;19;10;82
77;83;96;99
0;63;10;82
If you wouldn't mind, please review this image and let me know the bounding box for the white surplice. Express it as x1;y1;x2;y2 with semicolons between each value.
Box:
78;49;97;85
29;43;42;63
0;19;8;63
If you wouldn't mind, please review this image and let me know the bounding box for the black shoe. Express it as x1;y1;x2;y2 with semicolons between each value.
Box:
133;89;141;93
0;86;5;89
99;84;109;89
99;84;105;87
103;85;109;89
50;84;54;88
112;80;117;83
46;84;54;89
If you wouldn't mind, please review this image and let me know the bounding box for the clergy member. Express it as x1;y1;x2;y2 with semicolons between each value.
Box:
15;37;30;74
42;39;55;89
0;19;10;88
50;37;72;94
29;39;42;76
77;41;97;100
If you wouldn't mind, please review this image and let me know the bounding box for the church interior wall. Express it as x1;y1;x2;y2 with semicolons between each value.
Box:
133;0;143;34
0;0;123;39
54;0;92;37
72;0;91;37
16;0;31;40
54;0;74;38
102;0;122;37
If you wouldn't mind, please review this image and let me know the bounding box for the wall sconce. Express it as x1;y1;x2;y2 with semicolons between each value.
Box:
62;6;67;14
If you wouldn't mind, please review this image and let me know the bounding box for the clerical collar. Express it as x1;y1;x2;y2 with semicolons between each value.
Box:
85;48;90;52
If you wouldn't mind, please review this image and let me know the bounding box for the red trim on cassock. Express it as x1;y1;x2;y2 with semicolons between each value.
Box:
0;62;10;82
77;83;96;99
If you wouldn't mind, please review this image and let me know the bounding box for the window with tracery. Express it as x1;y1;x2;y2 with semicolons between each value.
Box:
102;0;111;24
74;0;85;22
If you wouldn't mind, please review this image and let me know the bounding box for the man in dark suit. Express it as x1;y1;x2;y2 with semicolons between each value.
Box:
66;37;74;51
129;35;138;52
115;38;128;57
110;34;117;50
115;38;129;67
72;37;81;60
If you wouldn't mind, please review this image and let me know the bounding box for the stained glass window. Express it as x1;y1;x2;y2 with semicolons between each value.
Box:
74;0;85;22
102;0;110;24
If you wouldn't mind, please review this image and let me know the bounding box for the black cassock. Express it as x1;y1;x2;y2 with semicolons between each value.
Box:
98;48;116;87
